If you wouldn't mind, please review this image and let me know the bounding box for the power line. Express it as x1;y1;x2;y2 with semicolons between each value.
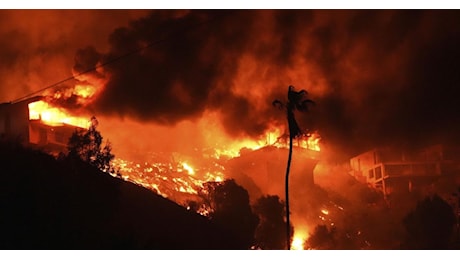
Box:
11;10;236;103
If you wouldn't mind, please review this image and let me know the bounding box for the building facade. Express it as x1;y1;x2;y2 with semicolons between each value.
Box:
349;144;460;199
0;96;84;154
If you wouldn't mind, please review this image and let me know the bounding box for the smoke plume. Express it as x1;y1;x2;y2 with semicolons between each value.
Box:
71;10;460;158
2;10;460;159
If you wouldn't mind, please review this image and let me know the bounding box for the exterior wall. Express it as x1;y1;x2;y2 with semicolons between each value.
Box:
0;98;41;143
29;120;79;154
349;149;376;182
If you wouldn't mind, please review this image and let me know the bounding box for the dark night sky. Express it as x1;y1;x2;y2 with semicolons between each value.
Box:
1;9;460;159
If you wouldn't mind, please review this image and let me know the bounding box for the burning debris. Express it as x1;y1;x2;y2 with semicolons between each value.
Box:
110;130;321;206
111;153;226;203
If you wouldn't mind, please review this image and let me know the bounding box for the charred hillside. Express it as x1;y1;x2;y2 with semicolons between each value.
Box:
0;141;241;249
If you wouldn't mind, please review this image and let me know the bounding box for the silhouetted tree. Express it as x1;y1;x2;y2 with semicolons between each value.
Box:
192;179;259;249
67;116;115;173
306;224;337;249
273;85;314;249
252;195;292;249
402;194;457;249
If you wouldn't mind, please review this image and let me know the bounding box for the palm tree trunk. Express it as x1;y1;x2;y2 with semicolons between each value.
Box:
285;132;293;250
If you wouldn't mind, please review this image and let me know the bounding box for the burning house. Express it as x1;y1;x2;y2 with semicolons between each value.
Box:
227;142;321;202
0;96;87;154
349;144;460;199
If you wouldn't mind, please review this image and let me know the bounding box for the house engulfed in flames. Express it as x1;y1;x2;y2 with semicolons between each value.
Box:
349;144;460;200
0;96;87;154
228;140;321;201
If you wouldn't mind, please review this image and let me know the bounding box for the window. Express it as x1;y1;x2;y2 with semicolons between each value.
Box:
375;166;382;179
358;159;361;171
368;169;374;179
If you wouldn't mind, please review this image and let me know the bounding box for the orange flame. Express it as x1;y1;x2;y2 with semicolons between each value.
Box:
112;156;225;201
28;100;90;128
47;83;99;106
28;83;100;128
291;230;308;250
73;84;98;98
212;127;321;159
181;162;195;175
272;130;321;152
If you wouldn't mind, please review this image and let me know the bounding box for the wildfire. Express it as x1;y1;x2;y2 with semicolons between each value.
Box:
108;125;321;207
306;132;321;151
112;155;226;203
27;83;100;128
291;230;309;250
182;162;195;175
25;84;323;245
50;83;100;106
28;100;90;128
272;131;321;152
211;127;321;159
73;84;98;99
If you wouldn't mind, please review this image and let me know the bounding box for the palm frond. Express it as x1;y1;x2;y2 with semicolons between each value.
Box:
296;99;315;112
288;86;309;104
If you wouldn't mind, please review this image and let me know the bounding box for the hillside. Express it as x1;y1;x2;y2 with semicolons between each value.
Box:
0;141;241;249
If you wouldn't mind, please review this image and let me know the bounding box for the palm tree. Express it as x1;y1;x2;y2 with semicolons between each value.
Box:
273;85;314;250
